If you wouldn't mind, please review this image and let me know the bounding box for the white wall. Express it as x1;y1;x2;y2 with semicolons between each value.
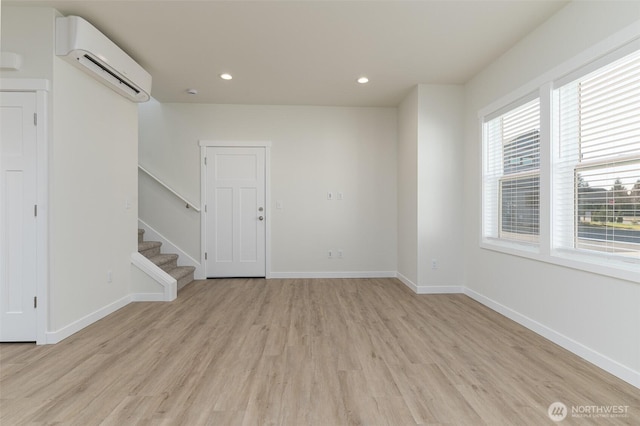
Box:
397;85;464;291
1;7;56;203
463;1;640;386
0;7;55;81
51;57;138;332
417;85;464;290
397;87;419;285
139;102;398;276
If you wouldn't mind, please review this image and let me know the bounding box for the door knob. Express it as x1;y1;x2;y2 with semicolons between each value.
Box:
259;216;264;221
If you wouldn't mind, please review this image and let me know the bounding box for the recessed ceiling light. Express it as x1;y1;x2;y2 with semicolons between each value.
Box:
220;73;233;80
357;76;369;84
186;88;198;95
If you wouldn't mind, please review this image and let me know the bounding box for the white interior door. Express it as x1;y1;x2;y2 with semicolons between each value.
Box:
205;147;266;277
0;91;38;341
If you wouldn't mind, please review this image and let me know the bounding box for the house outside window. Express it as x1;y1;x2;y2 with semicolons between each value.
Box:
483;98;540;244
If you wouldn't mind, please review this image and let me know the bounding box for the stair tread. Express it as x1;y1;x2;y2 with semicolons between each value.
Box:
168;266;196;280
136;230;193;290
148;253;179;265
138;241;162;251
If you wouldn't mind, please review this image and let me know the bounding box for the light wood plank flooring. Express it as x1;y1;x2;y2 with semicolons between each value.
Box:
1;278;639;425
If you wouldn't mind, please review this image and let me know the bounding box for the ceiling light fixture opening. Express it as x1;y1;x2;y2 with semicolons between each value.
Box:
357;76;369;84
186;88;198;95
220;73;233;80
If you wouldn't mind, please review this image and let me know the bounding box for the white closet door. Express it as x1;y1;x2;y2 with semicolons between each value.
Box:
1;91;38;341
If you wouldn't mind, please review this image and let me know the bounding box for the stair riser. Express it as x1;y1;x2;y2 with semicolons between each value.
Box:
158;259;178;273
137;229;194;292
140;247;161;258
177;272;195;291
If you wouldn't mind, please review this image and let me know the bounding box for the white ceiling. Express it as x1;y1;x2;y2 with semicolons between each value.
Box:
7;0;569;106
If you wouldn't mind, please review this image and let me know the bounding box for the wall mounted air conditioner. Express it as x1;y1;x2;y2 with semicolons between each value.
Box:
55;16;152;102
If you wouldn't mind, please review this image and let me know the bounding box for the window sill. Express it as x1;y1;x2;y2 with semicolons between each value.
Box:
481;239;640;284
481;238;540;256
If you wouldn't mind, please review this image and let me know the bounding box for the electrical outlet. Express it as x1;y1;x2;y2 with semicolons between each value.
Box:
328;250;333;259
107;269;113;283
431;259;438;270
327;192;334;200
338;250;343;259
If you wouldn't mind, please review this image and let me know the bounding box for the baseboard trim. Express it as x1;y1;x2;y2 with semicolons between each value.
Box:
138;219;204;279
269;271;396;279
396;274;638;387
131;293;167;302
463;288;640;389
44;291;170;343
396;272;464;294
415;285;464;294
45;295;131;344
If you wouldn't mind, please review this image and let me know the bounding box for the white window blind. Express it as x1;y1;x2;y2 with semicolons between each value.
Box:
484;98;540;243
553;49;640;259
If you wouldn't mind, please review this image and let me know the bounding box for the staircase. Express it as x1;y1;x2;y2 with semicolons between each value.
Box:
138;229;195;291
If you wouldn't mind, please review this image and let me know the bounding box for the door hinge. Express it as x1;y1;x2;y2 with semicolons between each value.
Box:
34;296;37;308
204;157;207;165
205;252;208;260
34;205;38;217
34;113;37;126
205;204;207;213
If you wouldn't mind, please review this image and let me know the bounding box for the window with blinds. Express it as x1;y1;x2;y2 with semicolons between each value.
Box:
553;49;640;259
484;98;540;243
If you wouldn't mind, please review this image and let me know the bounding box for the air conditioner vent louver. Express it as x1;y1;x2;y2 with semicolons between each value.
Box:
81;54;141;95
55;16;151;102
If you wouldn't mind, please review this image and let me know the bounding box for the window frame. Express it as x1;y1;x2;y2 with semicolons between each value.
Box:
482;95;542;248
479;32;640;284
